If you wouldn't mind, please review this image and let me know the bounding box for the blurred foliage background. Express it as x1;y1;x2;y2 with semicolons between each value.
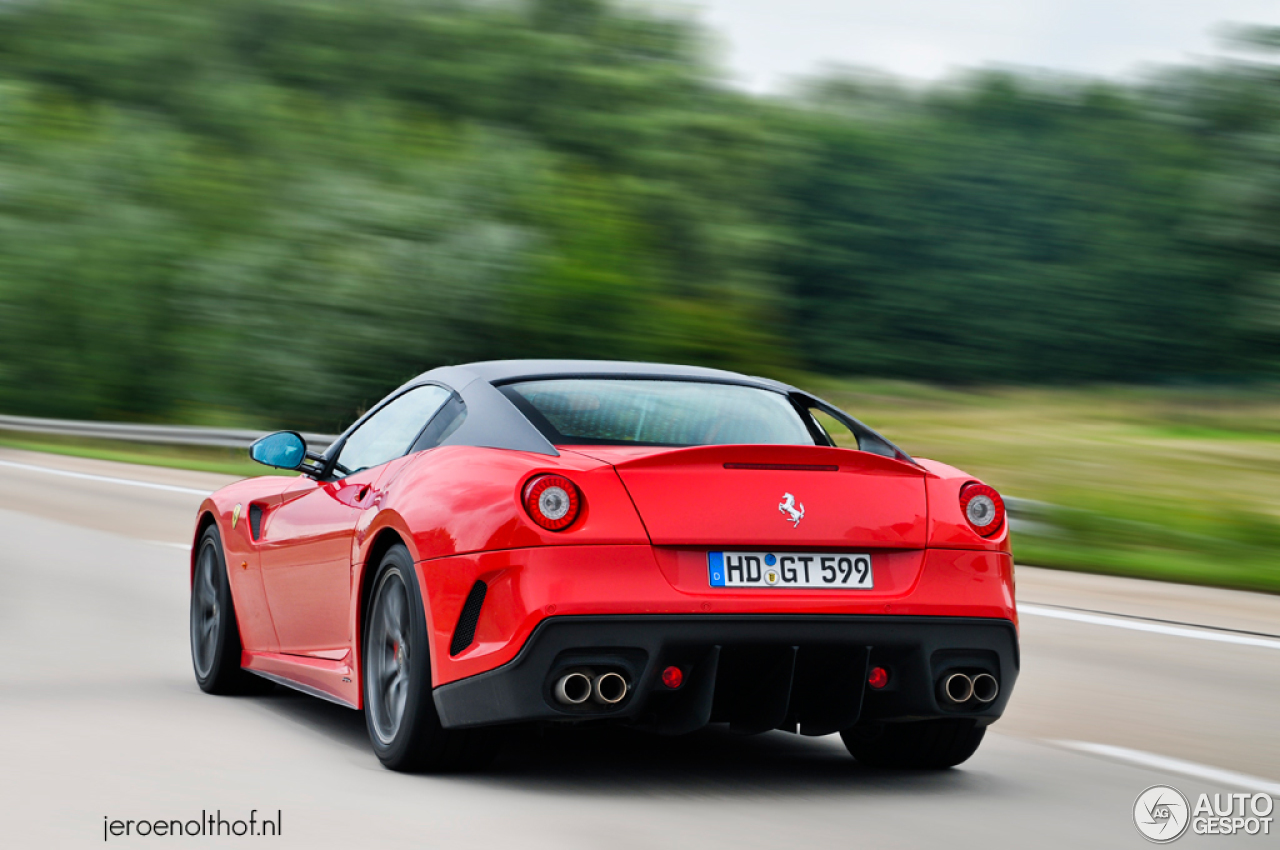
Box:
0;0;1278;588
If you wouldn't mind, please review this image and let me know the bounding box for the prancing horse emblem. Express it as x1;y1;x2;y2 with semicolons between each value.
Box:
778;492;805;527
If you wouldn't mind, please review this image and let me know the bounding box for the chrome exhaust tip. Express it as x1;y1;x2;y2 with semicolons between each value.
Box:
971;673;999;704
554;671;592;705
592;671;628;705
941;672;974;704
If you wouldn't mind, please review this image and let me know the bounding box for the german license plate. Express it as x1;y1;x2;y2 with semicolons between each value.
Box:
708;551;873;589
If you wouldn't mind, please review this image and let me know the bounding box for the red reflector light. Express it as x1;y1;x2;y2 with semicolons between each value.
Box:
661;666;684;689
522;474;581;531
959;482;1005;537
868;666;889;690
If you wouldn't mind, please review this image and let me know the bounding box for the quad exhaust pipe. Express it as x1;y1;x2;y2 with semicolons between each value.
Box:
939;671;999;705
554;671;592;705
971;672;999;704
553;670;629;706
593;671;628;705
941;672;973;704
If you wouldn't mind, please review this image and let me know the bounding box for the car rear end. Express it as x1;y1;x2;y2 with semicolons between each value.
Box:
428;376;1017;743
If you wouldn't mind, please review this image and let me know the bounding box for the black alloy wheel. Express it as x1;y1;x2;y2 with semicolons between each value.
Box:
362;544;498;772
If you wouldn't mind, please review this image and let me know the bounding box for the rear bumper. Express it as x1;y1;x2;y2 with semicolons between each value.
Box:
420;545;1016;688
432;614;1019;734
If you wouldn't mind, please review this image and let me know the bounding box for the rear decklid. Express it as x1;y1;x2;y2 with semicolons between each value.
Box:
575;445;927;548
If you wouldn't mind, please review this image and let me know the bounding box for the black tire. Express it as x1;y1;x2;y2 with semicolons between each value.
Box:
840;719;986;769
190;525;273;695
362;544;498;772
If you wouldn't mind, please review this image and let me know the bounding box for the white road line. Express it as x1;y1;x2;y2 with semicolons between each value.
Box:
1019;604;1280;651
0;459;210;495
1056;741;1280;797
143;540;193;551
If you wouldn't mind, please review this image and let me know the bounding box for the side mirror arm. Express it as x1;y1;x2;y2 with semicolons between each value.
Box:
299;450;328;478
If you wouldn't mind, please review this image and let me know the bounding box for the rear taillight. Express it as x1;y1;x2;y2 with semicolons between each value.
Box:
959;482;1005;537
522;474;581;531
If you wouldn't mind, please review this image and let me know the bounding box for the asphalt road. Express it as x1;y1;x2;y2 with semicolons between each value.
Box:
1;447;1277;849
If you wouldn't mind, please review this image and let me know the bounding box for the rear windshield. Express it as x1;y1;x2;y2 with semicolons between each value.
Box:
499;379;818;447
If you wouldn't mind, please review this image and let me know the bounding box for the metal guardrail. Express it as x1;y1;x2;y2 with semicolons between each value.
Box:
1004;496;1045;516
0;414;338;452
1004;496;1053;532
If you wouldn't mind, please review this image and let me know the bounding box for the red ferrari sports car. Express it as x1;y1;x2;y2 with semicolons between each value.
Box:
190;360;1017;771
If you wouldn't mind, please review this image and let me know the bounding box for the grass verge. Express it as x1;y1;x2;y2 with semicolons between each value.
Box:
812;380;1280;595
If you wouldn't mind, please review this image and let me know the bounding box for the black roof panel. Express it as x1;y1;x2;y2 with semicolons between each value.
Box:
414;359;792;392
330;360;908;463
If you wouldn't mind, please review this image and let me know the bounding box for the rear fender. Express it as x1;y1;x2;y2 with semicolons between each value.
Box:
383;446;649;561
917;459;1011;552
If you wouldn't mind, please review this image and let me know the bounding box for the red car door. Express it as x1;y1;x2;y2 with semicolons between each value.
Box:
257;469;383;653
257;384;454;654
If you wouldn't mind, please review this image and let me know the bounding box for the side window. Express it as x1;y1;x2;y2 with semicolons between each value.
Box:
809;408;858;449
410;395;467;453
335;385;452;476
805;403;899;459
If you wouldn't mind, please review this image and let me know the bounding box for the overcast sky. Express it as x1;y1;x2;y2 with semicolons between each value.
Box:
683;0;1280;91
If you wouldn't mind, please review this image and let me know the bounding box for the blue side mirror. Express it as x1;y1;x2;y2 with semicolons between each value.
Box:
249;431;307;470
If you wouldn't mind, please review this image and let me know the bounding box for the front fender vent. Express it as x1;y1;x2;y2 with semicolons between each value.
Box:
450;580;488;656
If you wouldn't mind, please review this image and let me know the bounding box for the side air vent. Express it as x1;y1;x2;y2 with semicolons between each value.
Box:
450;580;488;656
248;504;264;540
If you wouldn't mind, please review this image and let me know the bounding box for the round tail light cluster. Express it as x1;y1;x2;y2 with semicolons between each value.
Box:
959;482;1005;537
522;475;582;531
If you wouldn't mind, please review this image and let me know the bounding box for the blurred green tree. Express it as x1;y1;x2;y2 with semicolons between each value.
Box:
770;71;1254;382
0;1;1275;429
0;0;779;428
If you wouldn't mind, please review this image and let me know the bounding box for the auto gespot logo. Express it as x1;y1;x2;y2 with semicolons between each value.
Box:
1133;784;1274;842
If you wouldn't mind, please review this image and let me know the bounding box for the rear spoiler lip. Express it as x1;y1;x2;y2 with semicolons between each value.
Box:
599;443;926;477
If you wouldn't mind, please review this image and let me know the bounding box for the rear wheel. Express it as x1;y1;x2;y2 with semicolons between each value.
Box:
190;525;272;695
362;544;497;772
840;719;986;769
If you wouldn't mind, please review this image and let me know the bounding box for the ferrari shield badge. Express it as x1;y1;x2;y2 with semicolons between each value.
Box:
231;503;242;530
778;492;804;527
